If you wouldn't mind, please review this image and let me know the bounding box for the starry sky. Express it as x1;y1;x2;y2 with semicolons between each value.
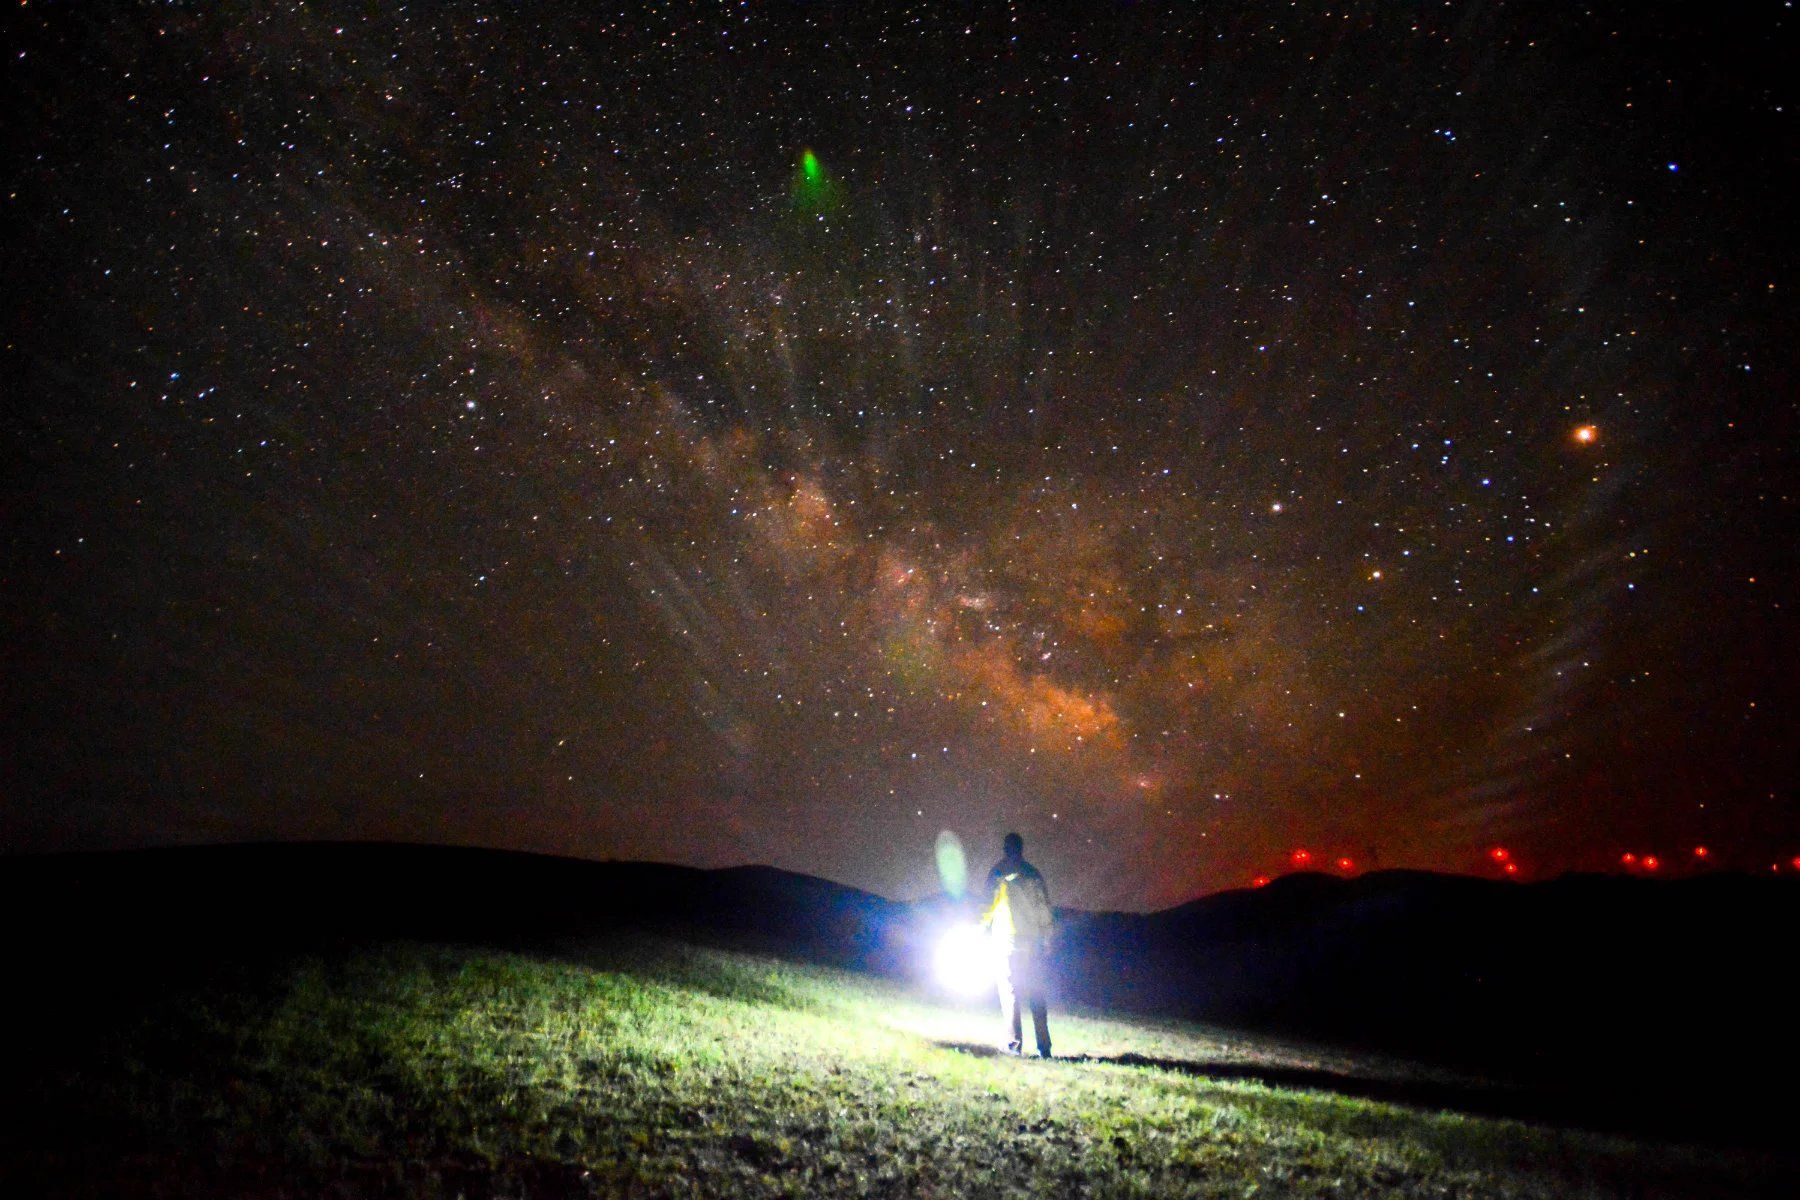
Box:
4;3;1793;909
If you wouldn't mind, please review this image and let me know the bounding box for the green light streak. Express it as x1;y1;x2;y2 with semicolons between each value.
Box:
791;148;839;215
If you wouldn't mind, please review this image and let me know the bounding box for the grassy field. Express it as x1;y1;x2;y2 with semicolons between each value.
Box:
5;935;1783;1198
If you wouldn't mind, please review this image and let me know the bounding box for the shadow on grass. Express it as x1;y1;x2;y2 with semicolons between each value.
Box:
931;1039;1767;1150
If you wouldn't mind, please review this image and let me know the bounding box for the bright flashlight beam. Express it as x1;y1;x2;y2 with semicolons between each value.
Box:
934;924;999;995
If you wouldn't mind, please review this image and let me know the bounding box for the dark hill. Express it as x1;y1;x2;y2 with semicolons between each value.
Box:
1056;866;1800;1145
6;842;909;983
1059;867;1798;1058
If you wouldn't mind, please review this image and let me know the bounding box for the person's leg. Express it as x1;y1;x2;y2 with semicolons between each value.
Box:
1008;946;1027;1050
1026;944;1051;1057
997;945;1021;1052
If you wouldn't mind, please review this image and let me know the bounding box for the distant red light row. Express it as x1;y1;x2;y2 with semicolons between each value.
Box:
1246;850;1366;887
1286;848;1357;872
1253;846;1524;889
1250;845;1797;890
1622;847;1709;870
1619;849;1800;873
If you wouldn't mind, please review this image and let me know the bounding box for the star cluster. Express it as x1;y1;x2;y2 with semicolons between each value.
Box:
3;3;1792;907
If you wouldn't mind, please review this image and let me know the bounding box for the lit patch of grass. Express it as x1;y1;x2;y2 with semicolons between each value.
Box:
7;936;1781;1197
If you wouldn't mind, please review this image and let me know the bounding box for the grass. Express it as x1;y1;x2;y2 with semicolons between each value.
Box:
5;935;1783;1198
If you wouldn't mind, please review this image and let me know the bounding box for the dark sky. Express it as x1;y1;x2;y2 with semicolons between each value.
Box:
4;2;1793;909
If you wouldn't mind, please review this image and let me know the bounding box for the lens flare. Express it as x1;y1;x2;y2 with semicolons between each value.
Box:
934;830;968;898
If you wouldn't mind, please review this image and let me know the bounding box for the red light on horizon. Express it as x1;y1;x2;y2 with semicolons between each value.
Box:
1489;846;1511;862
1621;852;1637;866
1503;862;1519;876
1791;856;1800;872
1252;875;1271;889
1336;857;1355;872
1291;849;1312;867
1643;855;1661;871
1693;846;1709;859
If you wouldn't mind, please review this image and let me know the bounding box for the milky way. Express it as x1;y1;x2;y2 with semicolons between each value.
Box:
4;3;1792;907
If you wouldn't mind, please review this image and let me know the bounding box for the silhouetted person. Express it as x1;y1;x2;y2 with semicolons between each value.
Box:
981;832;1053;1057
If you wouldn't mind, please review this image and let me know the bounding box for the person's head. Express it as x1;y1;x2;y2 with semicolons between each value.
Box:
1002;832;1024;860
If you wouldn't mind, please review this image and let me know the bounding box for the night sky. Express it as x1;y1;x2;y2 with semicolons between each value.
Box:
4;3;1793;909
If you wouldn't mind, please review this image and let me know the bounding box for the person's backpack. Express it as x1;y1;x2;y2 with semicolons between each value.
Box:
998;870;1053;940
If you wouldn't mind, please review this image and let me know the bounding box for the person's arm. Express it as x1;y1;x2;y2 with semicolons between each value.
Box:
979;871;1004;927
